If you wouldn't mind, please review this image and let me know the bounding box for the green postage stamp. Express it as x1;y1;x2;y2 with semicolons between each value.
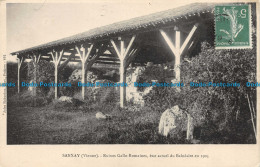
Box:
215;4;252;49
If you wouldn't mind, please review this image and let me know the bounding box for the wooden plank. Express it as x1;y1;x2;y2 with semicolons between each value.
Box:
67;59;81;62
99;55;117;59
62;55;80;58
92;64;119;69
98;57;120;61
41;56;51;59
95;60;120;64
102;53;117;57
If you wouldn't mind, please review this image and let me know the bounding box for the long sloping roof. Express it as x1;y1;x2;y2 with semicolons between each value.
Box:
11;3;215;55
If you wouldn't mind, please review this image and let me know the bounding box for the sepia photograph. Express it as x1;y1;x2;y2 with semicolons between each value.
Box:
5;2;257;145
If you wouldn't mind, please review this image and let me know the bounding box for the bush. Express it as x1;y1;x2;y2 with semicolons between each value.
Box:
144;37;256;143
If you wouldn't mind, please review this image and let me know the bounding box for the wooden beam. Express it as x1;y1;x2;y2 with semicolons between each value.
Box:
175;30;181;82
30;53;41;98
77;44;95;100
95;61;120;65
84;44;94;62
51;49;65;99
17;57;24;93
110;40;121;60
75;46;83;61
186;113;193;140
159;29;178;56
123;35;136;57
59;51;76;71
57;49;64;65
125;46;141;68
86;43;109;70
180;23;198;55
110;36;137;108
36;53;41;64
50;52;55;62
98;57;120;61
159;25;199;83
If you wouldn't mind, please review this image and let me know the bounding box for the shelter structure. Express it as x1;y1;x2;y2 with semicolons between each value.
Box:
11;3;215;108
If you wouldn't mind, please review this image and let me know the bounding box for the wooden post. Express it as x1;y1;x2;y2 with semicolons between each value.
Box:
110;35;136;108
76;44;94;100
51;49;64;99
160;23;198;82
186;113;193;140
175;30;181;82
33;61;37;96
30;53;41;96
120;40;126;107
17;57;24;93
247;94;256;140
55;56;58;99
81;58;86;100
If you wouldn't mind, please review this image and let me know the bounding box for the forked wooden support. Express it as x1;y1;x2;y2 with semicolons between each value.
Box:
110;35;136;108
50;49;64;99
17;56;24;93
58;50;76;71
160;24;198;140
29;53;41;96
75;44;94;100
160;23;199;82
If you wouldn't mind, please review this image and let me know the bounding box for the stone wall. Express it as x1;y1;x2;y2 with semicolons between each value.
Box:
126;62;175;106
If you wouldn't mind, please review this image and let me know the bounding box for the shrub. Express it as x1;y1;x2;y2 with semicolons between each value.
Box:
144;37;256;143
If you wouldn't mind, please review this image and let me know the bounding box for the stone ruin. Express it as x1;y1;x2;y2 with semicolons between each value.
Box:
158;105;194;140
27;61;176;105
126;62;175;106
58;62;176;105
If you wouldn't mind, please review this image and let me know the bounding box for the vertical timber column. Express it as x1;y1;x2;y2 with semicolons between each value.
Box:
120;40;126;108
81;59;85;100
76;44;94;100
175;30;181;82
186;113;193;140
33;59;37;96
31;54;41;96
160;24;198;83
51;49;64;99
111;35;136;108
17;57;23;93
55;53;58;99
160;24;199;140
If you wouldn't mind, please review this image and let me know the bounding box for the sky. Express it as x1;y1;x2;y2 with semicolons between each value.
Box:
6;1;189;61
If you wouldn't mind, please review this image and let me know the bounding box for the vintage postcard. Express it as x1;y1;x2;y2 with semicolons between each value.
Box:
0;0;259;166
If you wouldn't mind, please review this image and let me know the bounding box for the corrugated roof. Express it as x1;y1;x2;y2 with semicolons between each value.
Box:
11;3;215;55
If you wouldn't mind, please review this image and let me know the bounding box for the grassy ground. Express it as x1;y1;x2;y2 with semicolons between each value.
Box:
7;100;190;144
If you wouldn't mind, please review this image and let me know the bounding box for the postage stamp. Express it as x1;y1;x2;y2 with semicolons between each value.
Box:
215;4;252;49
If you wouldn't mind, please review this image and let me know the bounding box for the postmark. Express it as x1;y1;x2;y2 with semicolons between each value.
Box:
215;4;252;49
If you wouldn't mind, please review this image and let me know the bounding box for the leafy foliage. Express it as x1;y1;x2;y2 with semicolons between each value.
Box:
144;35;256;143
